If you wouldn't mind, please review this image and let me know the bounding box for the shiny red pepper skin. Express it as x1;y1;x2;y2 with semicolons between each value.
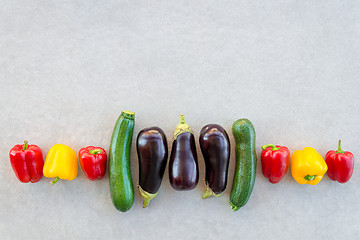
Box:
325;140;354;183
79;146;107;181
9;141;44;183
261;144;290;184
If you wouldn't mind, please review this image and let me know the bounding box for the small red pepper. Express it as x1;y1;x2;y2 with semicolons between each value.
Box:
79;146;107;181
325;140;354;183
9;140;44;183
261;144;290;184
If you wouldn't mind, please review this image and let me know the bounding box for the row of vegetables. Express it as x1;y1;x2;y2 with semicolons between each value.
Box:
9;111;355;212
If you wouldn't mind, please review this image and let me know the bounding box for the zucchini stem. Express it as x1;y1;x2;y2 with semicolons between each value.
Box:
229;201;240;212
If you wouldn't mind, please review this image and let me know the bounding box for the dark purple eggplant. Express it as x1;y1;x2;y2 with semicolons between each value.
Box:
199;124;230;199
169;114;199;191
137;127;168;208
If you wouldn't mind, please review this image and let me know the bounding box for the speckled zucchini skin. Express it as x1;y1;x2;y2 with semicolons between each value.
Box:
229;118;257;211
109;111;135;212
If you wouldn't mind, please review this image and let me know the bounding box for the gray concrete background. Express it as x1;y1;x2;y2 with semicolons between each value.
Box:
1;1;360;239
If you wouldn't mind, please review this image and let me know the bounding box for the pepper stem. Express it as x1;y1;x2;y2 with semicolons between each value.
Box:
304;175;316;181
336;140;345;154
89;149;102;154
262;144;280;151
51;177;60;185
23;140;28;150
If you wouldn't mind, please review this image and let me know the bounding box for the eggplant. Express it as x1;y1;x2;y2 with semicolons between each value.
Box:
169;114;199;190
137;127;168;208
199;124;230;199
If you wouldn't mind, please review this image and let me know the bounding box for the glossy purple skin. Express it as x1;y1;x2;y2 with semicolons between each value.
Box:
199;124;230;194
169;132;199;191
137;127;168;194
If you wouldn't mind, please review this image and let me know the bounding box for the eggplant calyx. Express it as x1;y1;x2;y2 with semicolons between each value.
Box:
174;114;193;140
138;185;158;208
202;183;223;199
229;200;240;212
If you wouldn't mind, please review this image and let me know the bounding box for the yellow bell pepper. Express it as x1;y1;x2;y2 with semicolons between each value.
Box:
43;144;78;184
291;147;328;185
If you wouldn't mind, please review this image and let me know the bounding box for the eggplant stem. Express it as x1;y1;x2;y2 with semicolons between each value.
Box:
173;114;193;140
138;185;158;208
202;184;223;199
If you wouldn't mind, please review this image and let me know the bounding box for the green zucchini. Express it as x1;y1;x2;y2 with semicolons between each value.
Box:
109;111;135;212
229;118;257;211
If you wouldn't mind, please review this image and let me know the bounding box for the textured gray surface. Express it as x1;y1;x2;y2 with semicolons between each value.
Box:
1;1;360;239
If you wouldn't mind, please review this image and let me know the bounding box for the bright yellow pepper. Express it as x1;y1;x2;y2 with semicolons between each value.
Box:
291;147;328;185
43;144;78;184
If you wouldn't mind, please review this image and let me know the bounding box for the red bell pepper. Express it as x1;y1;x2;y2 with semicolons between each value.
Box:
325;140;354;183
79;146;107;181
261;144;290;184
9;140;44;183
